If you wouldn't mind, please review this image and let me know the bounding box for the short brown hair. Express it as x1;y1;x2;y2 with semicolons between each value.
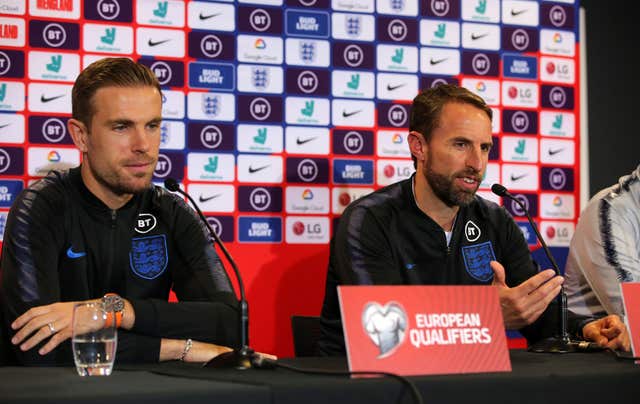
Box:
409;84;493;167
72;57;161;128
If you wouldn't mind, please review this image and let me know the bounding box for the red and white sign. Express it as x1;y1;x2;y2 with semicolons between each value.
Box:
338;285;511;376
621;283;640;362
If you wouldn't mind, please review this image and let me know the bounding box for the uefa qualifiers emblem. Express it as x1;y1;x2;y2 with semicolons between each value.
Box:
362;301;407;358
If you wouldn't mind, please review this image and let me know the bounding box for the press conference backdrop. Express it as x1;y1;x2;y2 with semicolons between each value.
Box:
0;0;580;357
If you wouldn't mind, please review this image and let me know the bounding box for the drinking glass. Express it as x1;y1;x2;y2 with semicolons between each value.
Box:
72;302;117;376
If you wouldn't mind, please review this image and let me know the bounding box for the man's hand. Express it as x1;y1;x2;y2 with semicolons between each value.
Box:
11;302;79;355
582;314;630;351
491;261;564;330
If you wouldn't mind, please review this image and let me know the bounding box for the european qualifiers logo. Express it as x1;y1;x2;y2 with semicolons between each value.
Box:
239;6;282;35
502;109;537;135
188;31;235;60
138;58;184;87
377;17;417;43
239;186;283;213
286;67;330;96
29;116;72;144
286;157;329;184
362;302;407;358
187;122;235;151
333;42;374;69
462;51;499;77
29;20;79;49
541;85;574;110
541;3;574;30
0;50;23;78
333;130;374;156
85;0;132;22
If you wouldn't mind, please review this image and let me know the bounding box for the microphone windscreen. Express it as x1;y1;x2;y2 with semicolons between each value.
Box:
491;183;508;197
164;178;180;192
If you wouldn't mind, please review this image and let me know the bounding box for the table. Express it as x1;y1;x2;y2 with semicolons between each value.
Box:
1;350;638;404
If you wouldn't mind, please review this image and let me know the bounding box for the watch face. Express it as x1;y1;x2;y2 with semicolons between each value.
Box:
103;295;124;312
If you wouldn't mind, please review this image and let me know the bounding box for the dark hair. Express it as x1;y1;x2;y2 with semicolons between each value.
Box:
409;84;493;167
71;57;161;128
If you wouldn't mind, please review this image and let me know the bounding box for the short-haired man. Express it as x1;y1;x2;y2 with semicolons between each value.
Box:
319;84;628;355
565;164;640;321
1;58;238;365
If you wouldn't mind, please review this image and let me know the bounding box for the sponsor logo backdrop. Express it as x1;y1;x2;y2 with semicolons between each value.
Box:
0;0;580;356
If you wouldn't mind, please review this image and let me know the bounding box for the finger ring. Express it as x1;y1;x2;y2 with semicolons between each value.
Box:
47;323;55;334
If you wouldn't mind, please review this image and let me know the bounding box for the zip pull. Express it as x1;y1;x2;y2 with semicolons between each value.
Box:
111;210;116;228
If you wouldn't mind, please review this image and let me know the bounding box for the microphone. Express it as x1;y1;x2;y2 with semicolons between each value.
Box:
491;183;591;353
164;178;255;368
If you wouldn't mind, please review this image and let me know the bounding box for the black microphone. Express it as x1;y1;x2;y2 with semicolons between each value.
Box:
491;183;592;353
164;178;255;368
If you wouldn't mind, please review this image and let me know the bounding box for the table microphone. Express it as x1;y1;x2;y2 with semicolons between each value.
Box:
491;183;594;353
164;178;257;368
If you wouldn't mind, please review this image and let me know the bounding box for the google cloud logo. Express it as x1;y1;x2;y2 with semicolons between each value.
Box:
47;151;61;162
392;133;403;144
254;39;266;49
553;33;562;43
302;189;314;200
553;196;562;206
475;81;486;92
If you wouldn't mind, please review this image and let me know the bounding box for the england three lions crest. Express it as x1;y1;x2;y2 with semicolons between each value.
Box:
129;235;168;280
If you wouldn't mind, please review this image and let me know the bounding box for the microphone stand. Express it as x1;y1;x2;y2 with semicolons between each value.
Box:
492;184;581;353
164;179;255;368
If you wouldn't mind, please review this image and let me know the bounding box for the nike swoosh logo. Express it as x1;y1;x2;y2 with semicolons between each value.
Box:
66;247;86;259
148;39;171;47
41;94;65;103
342;110;362;118
199;12;222;20
548;148;565;156
471;33;489;40
386;83;406;91
511;9;528;17
429;58;448;65
199;194;222;203
296;137;317;145
510;173;528;182
0;123;10;130
248;165;270;174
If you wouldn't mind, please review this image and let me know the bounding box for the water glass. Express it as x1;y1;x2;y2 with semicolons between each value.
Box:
72;302;117;376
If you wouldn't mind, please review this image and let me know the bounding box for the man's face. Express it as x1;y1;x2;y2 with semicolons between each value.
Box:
82;85;162;197
421;102;493;207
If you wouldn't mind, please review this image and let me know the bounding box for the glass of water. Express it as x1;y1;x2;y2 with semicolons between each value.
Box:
72;302;117;376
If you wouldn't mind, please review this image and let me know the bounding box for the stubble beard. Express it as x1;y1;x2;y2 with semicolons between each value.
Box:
424;157;480;208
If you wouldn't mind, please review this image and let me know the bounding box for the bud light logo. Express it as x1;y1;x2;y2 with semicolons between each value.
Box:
285;10;330;37
0;180;23;207
333;159;374;184
239;217;282;243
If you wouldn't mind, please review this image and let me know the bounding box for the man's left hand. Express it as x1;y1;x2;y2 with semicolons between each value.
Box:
582;314;630;352
11;302;80;355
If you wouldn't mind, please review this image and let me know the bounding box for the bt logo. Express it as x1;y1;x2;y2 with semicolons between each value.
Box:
200;125;223;149
343;45;364;67
249;188;271;211
97;0;121;20
154;154;172;178
43;23;66;47
298;159;318;182
297;70;318;93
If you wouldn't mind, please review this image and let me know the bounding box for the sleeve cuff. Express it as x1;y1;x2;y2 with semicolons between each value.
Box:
129;299;158;335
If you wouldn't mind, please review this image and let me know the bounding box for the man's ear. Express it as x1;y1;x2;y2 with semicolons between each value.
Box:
407;131;427;164
68;119;89;153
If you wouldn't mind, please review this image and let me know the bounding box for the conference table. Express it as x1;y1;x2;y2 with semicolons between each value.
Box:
1;350;638;404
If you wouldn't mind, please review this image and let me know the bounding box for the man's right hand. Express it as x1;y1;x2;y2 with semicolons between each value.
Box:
490;261;564;330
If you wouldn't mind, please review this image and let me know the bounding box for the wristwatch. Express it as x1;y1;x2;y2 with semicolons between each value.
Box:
102;293;125;328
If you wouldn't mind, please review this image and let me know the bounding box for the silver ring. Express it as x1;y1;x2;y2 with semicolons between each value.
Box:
47;322;55;334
